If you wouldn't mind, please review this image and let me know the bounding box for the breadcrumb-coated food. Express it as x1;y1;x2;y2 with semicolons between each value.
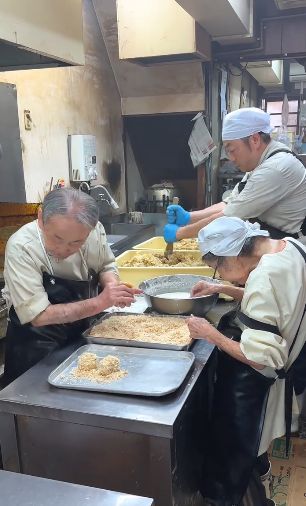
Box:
77;352;97;371
73;353;127;383
121;252;202;267
98;355;120;375
89;315;191;346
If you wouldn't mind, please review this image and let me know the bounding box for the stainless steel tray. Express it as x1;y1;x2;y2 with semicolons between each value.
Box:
48;344;195;397
83;312;192;351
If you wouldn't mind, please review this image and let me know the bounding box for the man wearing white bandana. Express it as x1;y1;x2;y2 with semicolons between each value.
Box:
164;107;306;245
187;217;306;506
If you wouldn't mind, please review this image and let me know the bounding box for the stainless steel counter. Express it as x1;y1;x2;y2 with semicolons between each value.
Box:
0;470;154;506
0;341;215;506
0;301;233;506
0;337;214;438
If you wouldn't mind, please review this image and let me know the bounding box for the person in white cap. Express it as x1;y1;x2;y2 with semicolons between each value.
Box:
164;107;306;245
187;216;306;506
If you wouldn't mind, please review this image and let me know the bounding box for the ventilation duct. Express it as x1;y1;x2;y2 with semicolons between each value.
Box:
245;60;283;86
274;0;306;9
289;62;306;82
116;0;211;65
175;0;254;45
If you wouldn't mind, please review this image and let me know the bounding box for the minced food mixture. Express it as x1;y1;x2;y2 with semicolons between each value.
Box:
89;315;191;346
121;252;202;267
174;238;198;250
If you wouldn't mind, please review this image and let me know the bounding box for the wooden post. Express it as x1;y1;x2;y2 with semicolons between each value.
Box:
196;163;206;209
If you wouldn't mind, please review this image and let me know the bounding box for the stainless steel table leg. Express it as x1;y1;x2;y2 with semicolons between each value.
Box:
0;413;20;472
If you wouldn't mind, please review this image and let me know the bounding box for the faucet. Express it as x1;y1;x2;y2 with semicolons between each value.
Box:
93;184;119;209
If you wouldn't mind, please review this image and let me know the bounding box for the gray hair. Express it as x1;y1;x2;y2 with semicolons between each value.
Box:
42;188;99;229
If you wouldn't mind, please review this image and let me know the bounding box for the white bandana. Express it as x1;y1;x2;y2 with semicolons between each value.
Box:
222;107;273;141
198;217;269;257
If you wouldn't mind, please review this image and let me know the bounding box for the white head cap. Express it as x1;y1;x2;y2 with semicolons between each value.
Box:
198;217;269;257
222;107;273;141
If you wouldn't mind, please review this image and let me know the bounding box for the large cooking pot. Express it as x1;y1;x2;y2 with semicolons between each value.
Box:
146;182;180;202
139;274;219;316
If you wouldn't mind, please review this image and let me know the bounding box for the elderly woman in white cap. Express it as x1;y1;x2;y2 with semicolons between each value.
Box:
164;107;306;245
187;216;306;506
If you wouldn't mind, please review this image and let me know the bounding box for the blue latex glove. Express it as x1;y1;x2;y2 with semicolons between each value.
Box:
166;204;191;226
163;224;179;243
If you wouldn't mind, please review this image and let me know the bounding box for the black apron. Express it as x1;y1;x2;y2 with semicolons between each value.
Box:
201;240;306;505
237;149;306;240
3;268;98;386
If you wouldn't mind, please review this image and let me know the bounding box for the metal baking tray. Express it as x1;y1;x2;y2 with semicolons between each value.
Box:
48;344;195;397
83;312;193;351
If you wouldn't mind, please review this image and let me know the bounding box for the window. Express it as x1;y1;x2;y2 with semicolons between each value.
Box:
265;100;299;135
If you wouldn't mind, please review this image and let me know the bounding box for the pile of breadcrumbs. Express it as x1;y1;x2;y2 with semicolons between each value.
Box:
89;314;191;346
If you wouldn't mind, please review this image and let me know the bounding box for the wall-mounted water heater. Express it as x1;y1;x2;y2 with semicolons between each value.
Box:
68;134;97;182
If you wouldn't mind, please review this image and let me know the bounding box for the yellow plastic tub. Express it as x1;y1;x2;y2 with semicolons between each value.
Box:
116;249;213;286
133;236;199;252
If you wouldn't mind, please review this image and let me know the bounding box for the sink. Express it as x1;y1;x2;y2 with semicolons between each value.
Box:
101;213;165;236
100;213;129;234
106;234;128;247
106;223;151;235
104;224;156;257
101;215;156;254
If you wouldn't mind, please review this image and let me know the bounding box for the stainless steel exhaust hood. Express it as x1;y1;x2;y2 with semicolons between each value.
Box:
0;38;70;71
0;0;85;72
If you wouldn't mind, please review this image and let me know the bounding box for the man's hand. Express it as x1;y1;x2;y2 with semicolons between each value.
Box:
163;223;179;243
166;204;191;226
191;280;219;297
187;315;216;342
97;283;142;310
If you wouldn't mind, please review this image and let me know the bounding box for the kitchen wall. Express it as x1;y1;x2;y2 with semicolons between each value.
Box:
0;0;126;210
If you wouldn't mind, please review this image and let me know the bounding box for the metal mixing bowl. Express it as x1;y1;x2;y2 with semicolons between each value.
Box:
139;274;219;316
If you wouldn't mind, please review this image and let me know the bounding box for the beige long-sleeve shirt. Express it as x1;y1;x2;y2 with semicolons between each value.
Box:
239;238;306;454
224;141;306;242
3;220;118;325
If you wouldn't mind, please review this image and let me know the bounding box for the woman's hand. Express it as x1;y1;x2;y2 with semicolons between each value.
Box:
187;316;264;368
191;280;219;297
187;316;216;343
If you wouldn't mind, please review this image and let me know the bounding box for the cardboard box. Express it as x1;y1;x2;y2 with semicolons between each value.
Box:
269;437;306;506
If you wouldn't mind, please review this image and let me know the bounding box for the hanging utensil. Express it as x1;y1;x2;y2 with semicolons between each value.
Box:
164;197;179;258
